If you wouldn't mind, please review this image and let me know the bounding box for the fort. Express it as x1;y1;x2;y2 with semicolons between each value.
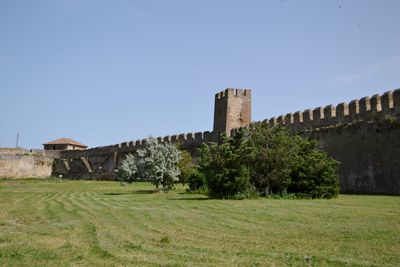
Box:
1;88;399;195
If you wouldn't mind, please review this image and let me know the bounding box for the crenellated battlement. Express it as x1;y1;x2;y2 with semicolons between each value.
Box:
60;130;219;159
260;89;400;132
59;88;400;160
215;88;251;99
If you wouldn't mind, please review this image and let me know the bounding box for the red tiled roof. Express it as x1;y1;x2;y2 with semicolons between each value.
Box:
43;138;87;147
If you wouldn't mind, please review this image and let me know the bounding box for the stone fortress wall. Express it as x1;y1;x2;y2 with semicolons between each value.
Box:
3;87;398;194
51;88;400;195
0;148;59;179
59;88;400;156
255;89;400;195
52;88;253;180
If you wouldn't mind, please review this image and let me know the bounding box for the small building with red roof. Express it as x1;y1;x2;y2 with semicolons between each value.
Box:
43;138;87;151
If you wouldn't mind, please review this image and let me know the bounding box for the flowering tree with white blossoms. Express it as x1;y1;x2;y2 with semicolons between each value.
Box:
119;137;181;189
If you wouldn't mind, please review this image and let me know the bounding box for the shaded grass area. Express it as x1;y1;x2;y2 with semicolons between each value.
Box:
0;179;399;266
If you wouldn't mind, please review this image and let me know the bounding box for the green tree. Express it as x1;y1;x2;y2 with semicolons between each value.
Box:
288;139;339;198
196;123;340;199
177;150;196;187
119;137;181;189
244;123;300;195
187;169;206;191
244;122;339;198
198;132;251;198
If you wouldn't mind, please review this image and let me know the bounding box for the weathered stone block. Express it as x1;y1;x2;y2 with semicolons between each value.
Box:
269;117;277;126
303;109;313;123
293;111;303;123
324;105;336;119
277;115;285;124
313;107;324;123
349;100;360;121
336;102;349;123
394;89;400;112
285;113;294;125
359;96;371;114
381;90;394;113
370;94;382;113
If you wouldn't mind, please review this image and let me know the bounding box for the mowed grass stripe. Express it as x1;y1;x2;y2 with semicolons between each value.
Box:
0;179;399;266
78;192;204;265
69;189;267;265
92;193;396;266
69;188;399;266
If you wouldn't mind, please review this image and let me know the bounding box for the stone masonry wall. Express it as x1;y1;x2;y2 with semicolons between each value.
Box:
255;88;400;195
53;88;400;194
0;148;58;179
305;119;400;195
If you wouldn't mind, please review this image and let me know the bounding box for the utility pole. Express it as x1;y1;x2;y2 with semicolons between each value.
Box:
16;132;20;148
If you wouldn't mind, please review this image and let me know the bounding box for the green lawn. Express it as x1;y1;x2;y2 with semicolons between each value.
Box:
0;179;399;266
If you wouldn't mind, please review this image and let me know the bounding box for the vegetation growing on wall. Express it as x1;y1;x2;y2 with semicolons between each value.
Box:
380;115;400;128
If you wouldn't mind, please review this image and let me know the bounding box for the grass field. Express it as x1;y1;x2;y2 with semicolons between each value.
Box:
0;179;399;267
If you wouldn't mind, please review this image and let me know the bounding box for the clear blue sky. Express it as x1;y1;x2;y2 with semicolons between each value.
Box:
1;0;399;149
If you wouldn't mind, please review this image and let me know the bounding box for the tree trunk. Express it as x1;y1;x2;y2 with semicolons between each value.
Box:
265;186;270;196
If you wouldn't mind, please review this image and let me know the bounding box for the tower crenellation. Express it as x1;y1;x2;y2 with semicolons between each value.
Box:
213;88;252;135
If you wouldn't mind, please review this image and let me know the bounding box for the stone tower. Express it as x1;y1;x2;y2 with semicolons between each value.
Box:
213;88;252;135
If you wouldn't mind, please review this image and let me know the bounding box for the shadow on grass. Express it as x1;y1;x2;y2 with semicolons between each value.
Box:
340;192;400;197
103;190;159;196
167;197;211;201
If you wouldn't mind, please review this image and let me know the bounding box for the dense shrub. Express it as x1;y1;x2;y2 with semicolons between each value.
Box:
187;169;206;191
288;139;339;198
119;137;181;189
197;133;251;198
197;123;340;199
246;123;339;198
244;124;300;195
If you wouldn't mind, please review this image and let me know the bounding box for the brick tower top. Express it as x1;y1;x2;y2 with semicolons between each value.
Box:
213;88;252;135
